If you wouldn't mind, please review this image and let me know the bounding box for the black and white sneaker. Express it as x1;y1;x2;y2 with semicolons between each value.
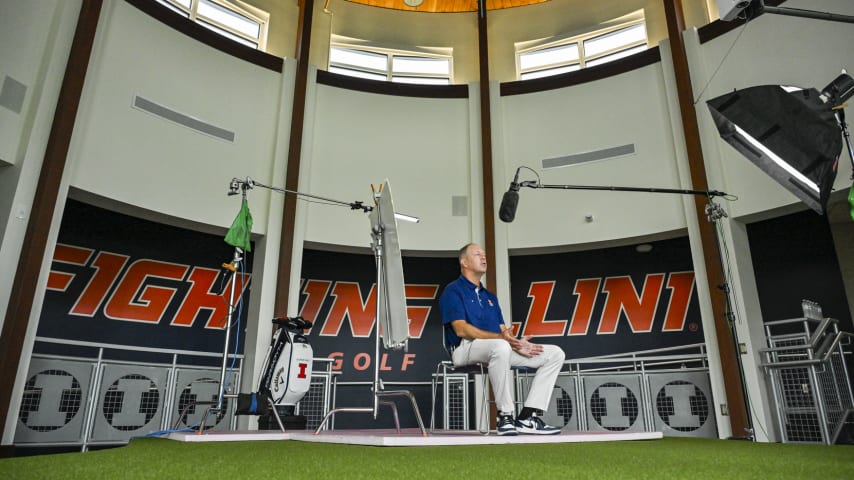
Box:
496;414;518;436
515;414;561;435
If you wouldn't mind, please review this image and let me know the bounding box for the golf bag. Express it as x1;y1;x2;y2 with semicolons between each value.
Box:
257;316;313;424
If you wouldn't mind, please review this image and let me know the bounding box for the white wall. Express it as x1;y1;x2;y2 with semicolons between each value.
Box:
0;0;62;169
67;0;284;231
303;84;474;251
497;62;688;249
54;1;854;248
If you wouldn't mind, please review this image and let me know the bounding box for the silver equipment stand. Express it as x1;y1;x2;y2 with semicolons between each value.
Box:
202;184;251;429
214;247;243;413
314;182;427;435
179;244;246;432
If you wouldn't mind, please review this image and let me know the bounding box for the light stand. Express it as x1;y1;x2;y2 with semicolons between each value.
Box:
223;175;372;413
202;178;367;430
175;194;252;432
833;107;854;180
202;180;252;430
313;181;427;435
512;176;755;439
704;201;755;440
214;246;244;413
834;105;854;221
228;177;426;435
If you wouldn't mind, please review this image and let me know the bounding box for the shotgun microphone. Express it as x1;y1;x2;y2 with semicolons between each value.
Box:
499;168;522;223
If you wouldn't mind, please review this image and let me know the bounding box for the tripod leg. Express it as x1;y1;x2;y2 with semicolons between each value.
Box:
379;401;401;432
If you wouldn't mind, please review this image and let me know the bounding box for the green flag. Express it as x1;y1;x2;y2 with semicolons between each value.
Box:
849;184;854;221
225;198;253;252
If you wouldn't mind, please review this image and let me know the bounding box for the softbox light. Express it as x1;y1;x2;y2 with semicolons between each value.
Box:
707;85;841;214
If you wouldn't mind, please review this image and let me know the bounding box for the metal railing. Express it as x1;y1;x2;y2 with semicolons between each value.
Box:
14;337;337;450
761;316;854;444
432;343;716;437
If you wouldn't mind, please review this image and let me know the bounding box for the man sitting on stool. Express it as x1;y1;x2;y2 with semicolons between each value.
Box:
439;243;565;436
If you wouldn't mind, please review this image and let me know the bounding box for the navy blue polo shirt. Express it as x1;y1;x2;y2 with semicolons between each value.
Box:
439;275;504;348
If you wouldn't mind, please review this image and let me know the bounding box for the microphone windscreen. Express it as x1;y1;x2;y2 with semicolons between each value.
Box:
499;190;519;223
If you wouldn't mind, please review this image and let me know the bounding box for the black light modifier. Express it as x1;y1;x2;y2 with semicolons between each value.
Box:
707;74;853;215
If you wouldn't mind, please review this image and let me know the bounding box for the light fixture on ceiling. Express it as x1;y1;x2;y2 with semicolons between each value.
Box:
403;0;423;7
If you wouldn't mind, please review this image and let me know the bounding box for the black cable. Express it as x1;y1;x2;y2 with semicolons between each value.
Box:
519;166;541;184
711;207;770;440
693;13;752;105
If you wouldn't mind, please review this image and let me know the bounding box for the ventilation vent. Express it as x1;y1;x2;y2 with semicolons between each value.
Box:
132;95;235;143
0;75;27;114
542;144;635;169
452;195;468;217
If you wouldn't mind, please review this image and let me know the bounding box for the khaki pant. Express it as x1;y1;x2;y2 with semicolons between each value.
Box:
452;338;565;415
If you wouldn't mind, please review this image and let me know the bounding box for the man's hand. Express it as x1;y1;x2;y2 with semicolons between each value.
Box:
452;321;543;358
513;336;544;358
500;328;523;350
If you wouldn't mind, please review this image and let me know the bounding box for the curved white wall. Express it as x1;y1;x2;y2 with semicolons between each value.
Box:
68;0;285;231
497;61;688;249
303;84;475;251
57;0;854;254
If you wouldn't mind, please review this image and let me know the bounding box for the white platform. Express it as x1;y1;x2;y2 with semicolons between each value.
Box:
168;428;663;447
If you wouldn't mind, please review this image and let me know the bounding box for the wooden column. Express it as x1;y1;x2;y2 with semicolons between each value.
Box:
477;0;500;428
274;0;314;316
477;1;497;288
662;0;750;436
0;0;103;455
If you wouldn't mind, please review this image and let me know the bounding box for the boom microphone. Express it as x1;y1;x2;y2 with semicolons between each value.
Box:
499;167;522;223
